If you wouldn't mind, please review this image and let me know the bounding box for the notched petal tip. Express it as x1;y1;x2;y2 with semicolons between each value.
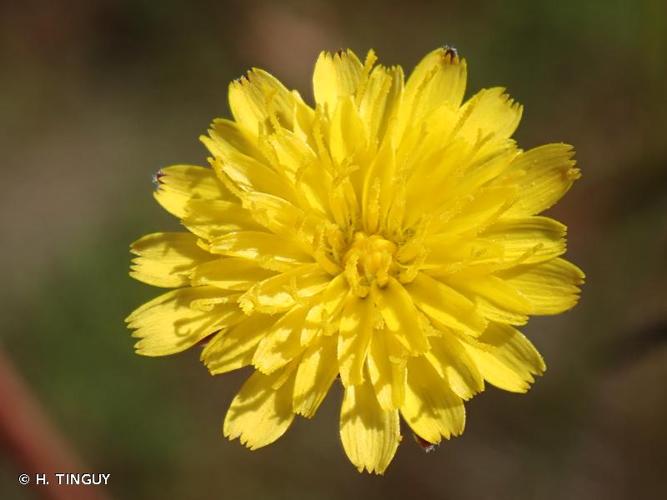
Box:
566;166;582;181
364;48;378;68
334;48;359;60
239;71;253;83
228;70;257;92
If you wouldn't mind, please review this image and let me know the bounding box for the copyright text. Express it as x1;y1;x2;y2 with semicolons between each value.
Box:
18;473;111;486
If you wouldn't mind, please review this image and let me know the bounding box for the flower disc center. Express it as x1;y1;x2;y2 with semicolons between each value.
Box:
343;232;397;296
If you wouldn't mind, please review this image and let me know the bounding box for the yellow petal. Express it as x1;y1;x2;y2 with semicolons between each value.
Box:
329;95;368;167
472;297;530;325
202;118;268;163
239;264;330;314
239;191;323;251
423;236;504;276
358;64;403;143
445;272;533;325
130;232;212;287
338;293;376;386
241;191;303;234
301;273;349;342
292;334;338;417
375;277;429;354
153;165;230;218
191;257;275;290
503;143;581;216
361;139;397;234
212;150;296;204
425;334;484;400
126;287;243;356
312;50;364;113
265;128;318;180
266;131;331;215
399;47;467;129
402;139;468;226
437;144;519;207
182;199;262;241
456;87;523;142
367;332;407;410
435;186;517;237
328;176;360;236
401;356;466;444
340;377;400;474
223;368;296;450
462;322;546;393
407;273;488;337
405;140;517;230
209;231;312;271
481;216;567;266
201;313;275;374
228;68;311;135
252;305;308;374
498;258;584;314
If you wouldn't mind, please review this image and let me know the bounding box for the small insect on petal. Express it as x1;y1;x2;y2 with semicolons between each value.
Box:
413;432;438;453
443;45;458;59
151;169;165;190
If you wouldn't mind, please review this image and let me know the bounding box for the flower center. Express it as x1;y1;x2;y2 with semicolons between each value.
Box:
343;232;397;297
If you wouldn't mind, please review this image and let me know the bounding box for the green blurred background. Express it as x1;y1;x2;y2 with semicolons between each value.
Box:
1;1;666;499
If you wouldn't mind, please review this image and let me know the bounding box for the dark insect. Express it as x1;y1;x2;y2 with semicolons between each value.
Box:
413;432;438;453
151;170;165;190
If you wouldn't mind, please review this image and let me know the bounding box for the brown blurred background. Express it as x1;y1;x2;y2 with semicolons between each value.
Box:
1;1;666;499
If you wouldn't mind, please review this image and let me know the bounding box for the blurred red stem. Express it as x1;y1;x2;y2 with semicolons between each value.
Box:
0;348;111;500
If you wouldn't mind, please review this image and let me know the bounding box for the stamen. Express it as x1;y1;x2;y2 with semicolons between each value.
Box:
312;228;342;276
342;233;398;295
344;252;369;298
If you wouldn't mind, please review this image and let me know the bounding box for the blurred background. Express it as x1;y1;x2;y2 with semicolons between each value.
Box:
1;0;666;499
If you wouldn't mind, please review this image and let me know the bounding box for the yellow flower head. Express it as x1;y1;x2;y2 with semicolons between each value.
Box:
127;47;584;474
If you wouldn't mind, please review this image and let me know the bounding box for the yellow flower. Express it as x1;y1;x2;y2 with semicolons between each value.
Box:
127;47;584;474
